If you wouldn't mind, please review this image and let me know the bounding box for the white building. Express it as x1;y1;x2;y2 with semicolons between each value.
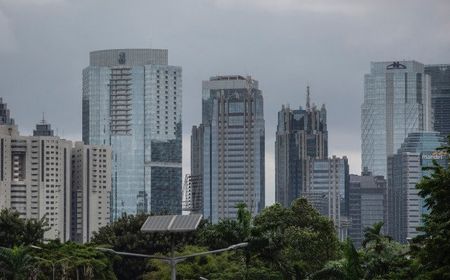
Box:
0;99;111;242
71;142;112;243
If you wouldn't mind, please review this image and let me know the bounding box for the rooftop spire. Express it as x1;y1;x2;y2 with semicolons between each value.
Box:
306;85;311;110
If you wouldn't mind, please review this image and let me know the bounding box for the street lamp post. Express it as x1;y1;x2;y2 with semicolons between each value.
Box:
96;242;248;280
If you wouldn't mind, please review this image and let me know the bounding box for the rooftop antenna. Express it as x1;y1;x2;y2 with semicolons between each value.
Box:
41;112;46;124
306;85;311;110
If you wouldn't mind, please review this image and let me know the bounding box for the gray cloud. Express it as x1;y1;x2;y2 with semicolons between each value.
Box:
1;0;449;205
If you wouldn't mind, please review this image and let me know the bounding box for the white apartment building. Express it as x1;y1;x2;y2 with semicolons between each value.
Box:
71;142;112;243
0;99;111;242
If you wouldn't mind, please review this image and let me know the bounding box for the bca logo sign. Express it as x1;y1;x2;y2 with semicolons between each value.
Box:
118;52;126;64
386;61;406;70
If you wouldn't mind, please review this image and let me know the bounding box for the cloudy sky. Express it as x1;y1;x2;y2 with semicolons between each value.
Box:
1;0;449;205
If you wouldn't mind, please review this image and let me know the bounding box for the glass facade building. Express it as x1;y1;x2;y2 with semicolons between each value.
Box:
425;64;450;137
348;171;387;248
191;75;265;223
387;131;446;243
275;90;327;207
361;61;432;178
303;156;349;240
83;49;182;220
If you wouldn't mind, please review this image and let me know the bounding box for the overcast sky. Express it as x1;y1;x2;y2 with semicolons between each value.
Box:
1;0;449;205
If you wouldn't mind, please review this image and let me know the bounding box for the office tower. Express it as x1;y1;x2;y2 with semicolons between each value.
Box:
275;88;328;207
82;49;182;219
425;64;450;136
361;61;433;178
348;170;387;248
191;75;265;223
0;98;15;126
33;118;54;137
303;156;349;240
71;142;112;243
0;98;18;210
186;125;204;214
387;131;445;243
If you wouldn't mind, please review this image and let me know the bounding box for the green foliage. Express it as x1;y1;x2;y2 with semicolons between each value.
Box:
0;246;38;280
91;213;199;279
0;209;47;248
144;245;281;280
251;198;340;279
412;138;450;279
310;239;362;280
29;241;116;280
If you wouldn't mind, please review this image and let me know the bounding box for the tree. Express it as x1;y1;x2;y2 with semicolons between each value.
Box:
310;239;362;280
91;213;199;279
362;222;391;254
0;209;48;248
412;138;450;279
144;245;281;280
251;198;340;279
197;203;252;250
0;246;38;280
30;241;116;280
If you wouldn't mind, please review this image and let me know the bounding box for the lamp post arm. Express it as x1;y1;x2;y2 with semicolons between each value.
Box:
95;247;171;261
174;242;248;261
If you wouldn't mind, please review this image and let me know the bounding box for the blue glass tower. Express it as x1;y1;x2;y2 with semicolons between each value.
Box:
425;64;450;137
387;131;446;242
83;49;182;220
361;61;433;178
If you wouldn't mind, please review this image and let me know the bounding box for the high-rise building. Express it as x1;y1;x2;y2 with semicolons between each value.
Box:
0;98;112;243
191;75;265;223
186;125;204;214
0;98;15;126
71;142;112;243
348;170;387;248
275;88;327;207
303;156;349;240
387;131;446;243
33;118;54;137
0;122;73;241
425;64;450;137
361;61;433;178
82;49;182;219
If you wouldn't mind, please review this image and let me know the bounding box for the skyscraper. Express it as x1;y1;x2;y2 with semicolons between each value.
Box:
361;61;433;178
83;49;182;219
425;64;450;137
0;121;73;241
387;131;445;243
275;88;327;207
191;75;265;223
0;98;112;243
348;170;387;248
71;142;112;243
303;156;349;240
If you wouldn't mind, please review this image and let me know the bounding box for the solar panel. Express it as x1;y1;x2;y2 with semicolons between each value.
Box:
141;214;203;233
171;214;203;232
140;215;174;232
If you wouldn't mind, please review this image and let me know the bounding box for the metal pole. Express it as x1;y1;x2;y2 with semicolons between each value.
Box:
170;234;176;280
171;260;176;280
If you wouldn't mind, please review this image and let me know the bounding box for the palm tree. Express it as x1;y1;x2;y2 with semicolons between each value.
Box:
362;222;391;253
310;239;362;280
0;246;37;280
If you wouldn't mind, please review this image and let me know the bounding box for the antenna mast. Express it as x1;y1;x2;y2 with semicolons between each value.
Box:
306;85;311;110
